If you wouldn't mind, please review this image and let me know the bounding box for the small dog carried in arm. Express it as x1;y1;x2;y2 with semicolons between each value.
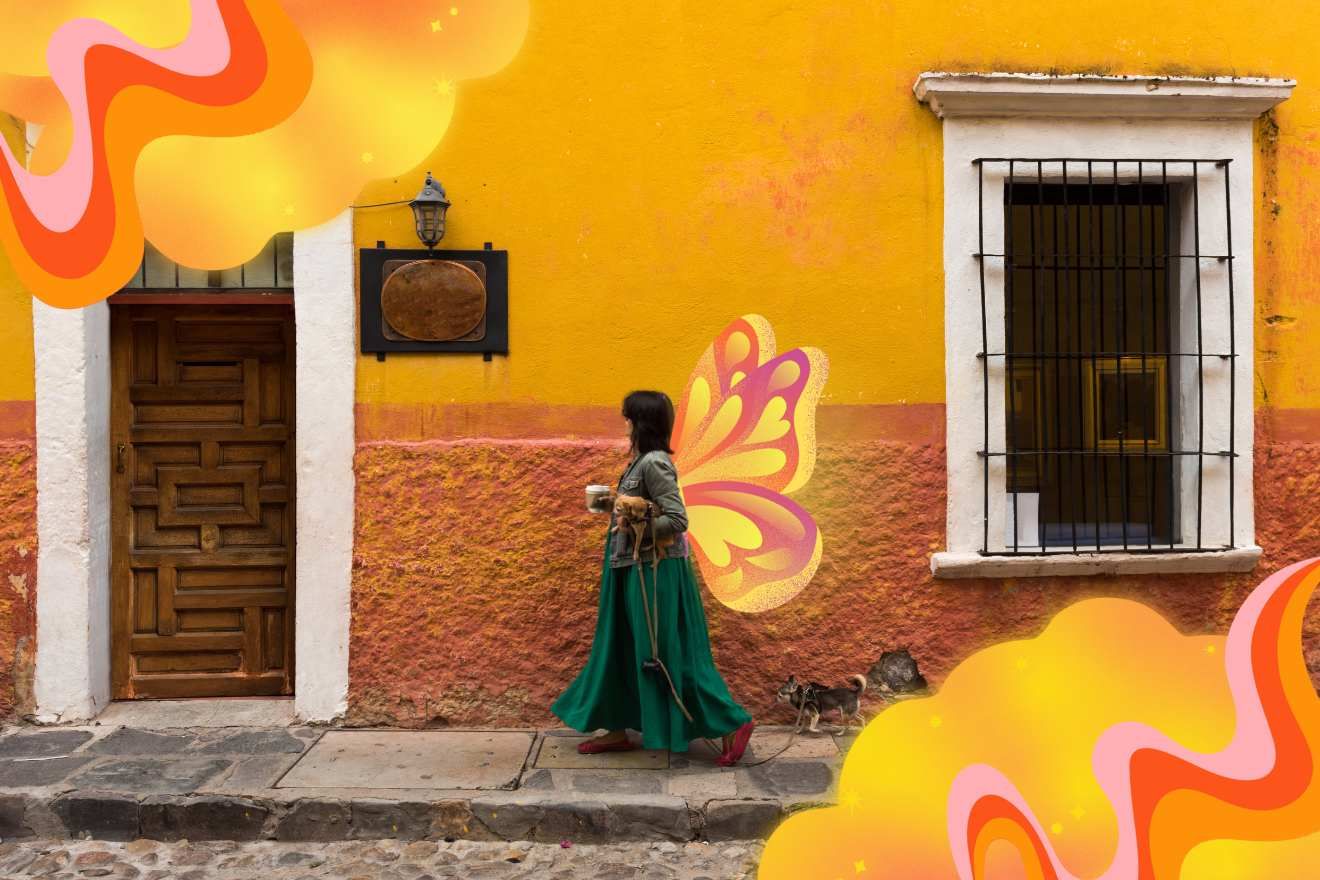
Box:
776;674;867;733
611;495;676;562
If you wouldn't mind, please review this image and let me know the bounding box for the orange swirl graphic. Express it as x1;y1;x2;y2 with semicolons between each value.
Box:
0;0;311;308
0;2;529;308
950;558;1320;879
757;559;1320;880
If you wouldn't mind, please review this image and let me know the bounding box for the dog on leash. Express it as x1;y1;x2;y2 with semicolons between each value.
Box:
612;495;675;560
776;674;867;733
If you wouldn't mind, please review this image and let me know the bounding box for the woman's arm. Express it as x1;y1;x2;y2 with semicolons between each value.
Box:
641;454;688;538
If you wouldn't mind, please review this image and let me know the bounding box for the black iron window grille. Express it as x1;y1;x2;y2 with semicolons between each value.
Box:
973;158;1237;556
122;232;294;290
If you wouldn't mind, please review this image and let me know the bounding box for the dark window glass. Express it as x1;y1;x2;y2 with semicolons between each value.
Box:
1004;182;1175;547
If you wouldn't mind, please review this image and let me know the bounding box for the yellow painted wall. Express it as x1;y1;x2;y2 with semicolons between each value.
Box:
0;113;33;404
0;3;1313;412
353;1;1320;411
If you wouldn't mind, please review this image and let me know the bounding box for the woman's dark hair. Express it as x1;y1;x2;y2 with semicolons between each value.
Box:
623;390;675;455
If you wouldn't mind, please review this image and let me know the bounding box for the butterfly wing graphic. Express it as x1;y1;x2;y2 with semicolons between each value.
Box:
673;315;828;612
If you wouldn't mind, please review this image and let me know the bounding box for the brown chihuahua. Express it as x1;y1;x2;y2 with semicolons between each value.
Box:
612;495;675;560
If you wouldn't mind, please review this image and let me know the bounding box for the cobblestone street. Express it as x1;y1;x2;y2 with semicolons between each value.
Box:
0;838;762;879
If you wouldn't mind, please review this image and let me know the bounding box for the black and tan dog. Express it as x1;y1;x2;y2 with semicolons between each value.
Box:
776;674;867;733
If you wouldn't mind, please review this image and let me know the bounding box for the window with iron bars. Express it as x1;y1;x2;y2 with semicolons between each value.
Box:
122;232;294;290
974;159;1237;556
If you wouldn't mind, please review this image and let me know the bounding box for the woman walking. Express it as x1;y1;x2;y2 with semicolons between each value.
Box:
552;390;756;766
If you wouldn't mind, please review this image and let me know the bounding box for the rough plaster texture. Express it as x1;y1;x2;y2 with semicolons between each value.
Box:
347;405;1320;729
292;210;356;722
32;301;110;722
0;431;37;718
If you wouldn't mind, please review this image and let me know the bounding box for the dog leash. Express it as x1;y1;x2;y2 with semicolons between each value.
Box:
738;699;807;767
631;512;813;766
742;677;875;767
631;515;724;756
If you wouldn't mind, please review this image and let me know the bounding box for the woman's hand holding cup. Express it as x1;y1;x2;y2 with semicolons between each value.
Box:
585;485;614;514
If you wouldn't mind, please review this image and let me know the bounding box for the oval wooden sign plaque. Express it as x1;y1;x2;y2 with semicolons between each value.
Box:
380;259;487;342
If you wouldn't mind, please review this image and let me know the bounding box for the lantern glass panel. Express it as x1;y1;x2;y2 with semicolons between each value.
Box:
412;204;447;248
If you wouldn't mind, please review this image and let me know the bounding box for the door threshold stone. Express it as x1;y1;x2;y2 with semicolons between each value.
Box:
95;699;296;730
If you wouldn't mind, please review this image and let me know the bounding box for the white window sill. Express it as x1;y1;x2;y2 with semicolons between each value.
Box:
931;546;1261;579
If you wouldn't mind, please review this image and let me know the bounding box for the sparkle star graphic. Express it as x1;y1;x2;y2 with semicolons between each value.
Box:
854;859;867;873
1070;805;1086;820
840;789;862;815
434;79;455;96
430;19;442;32
361;152;374;164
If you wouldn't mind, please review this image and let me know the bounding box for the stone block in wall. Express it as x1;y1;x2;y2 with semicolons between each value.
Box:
51;792;140;841
274;799;351;841
139;795;270;841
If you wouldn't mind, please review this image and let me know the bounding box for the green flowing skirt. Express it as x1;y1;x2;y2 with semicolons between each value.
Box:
552;544;752;752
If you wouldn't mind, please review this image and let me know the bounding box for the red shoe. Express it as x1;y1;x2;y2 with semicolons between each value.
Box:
577;736;636;755
716;720;755;766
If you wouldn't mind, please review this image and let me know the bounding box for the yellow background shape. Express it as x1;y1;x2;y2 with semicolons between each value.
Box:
757;598;1236;879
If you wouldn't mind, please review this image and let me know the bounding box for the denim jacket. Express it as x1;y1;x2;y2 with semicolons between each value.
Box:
609;450;691;569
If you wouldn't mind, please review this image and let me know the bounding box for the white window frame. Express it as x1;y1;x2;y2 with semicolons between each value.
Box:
916;74;1293;579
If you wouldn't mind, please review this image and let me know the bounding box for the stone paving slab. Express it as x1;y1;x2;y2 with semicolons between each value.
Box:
736;759;837;804
544;769;669;795
0;755;96;787
88;728;199;755
665;768;739;800
200;753;306;793
277;731;534;790
70;756;235;794
745;729;840;760
667;729;840;767
535;736;669;770
199;729;309;755
0;730;93;759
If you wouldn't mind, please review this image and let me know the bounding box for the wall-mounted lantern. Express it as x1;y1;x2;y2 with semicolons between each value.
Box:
360;173;508;361
409;172;450;249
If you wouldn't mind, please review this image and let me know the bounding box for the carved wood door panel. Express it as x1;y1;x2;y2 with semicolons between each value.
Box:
110;304;295;699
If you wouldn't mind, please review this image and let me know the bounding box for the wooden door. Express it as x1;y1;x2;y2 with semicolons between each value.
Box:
110;304;295;698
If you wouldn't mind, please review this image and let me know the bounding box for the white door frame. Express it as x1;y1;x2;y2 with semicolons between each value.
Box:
31;211;356;723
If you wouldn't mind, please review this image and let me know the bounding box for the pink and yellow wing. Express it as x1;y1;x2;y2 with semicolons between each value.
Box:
673;315;829;612
681;481;824;612
673;315;827;495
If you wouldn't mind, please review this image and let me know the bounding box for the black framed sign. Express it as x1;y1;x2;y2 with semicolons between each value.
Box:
359;244;509;359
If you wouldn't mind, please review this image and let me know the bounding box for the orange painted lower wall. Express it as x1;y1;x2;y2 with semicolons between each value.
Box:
0;401;36;719
4;396;1313;725
347;404;1320;729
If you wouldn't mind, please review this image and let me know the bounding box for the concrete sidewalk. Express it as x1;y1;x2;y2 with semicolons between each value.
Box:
0;704;850;845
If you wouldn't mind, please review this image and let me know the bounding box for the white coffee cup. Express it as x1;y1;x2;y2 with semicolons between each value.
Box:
586;484;613;513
